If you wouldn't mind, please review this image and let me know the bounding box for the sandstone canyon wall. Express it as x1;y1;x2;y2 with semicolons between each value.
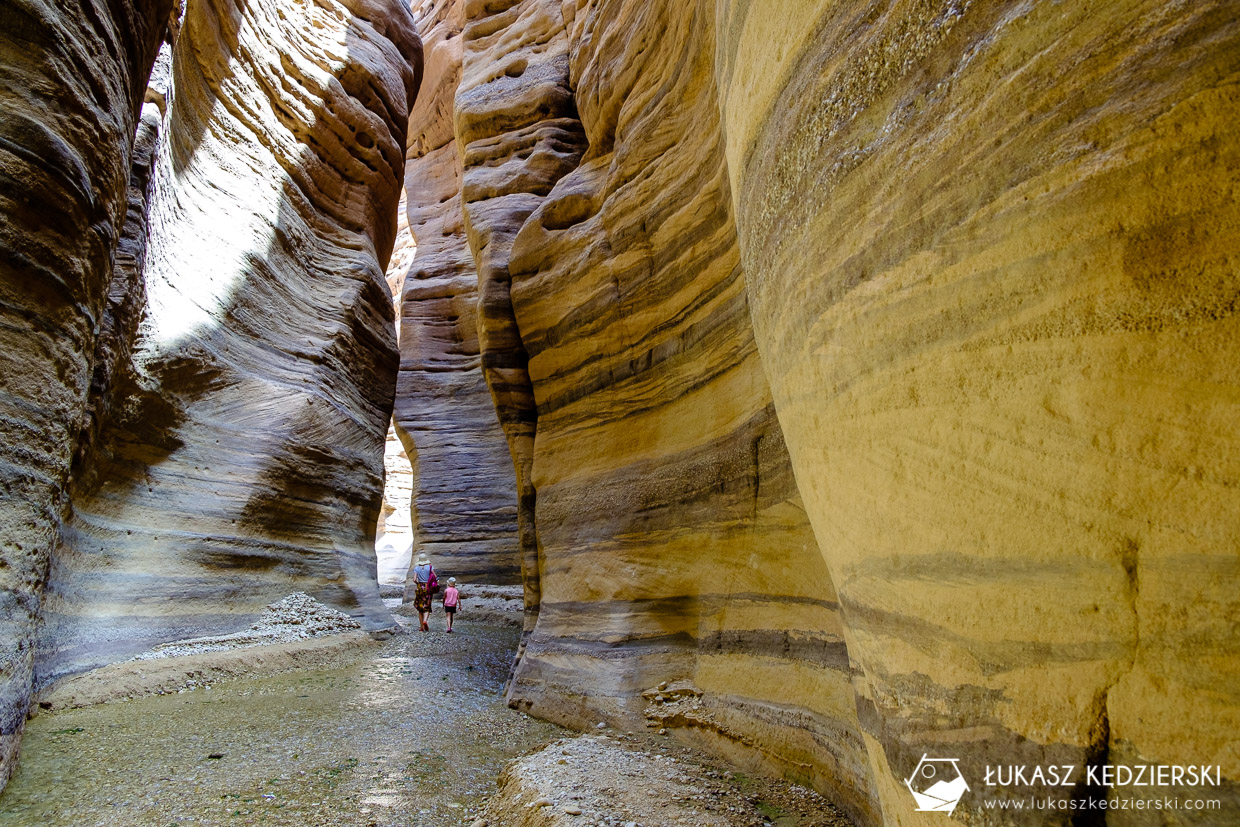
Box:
0;0;419;787
0;0;176;785
455;0;591;643
394;0;522;593
455;0;875;820
37;0;421;681
445;0;1240;823
715;0;1240;822
0;0;1235;820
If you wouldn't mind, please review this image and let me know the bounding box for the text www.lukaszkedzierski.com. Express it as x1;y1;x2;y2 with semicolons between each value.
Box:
984;797;1221;812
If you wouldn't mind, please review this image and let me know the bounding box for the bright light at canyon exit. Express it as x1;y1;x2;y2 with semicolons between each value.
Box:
0;0;1235;825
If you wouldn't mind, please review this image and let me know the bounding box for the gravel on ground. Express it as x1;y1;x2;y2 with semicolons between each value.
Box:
132;592;364;660
475;733;853;827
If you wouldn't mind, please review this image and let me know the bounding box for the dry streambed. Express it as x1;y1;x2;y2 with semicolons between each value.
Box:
1;593;850;827
1;604;557;827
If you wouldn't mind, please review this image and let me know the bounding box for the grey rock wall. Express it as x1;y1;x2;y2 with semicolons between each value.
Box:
0;0;176;787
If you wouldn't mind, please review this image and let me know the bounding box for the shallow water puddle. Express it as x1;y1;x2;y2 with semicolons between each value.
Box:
0;621;563;827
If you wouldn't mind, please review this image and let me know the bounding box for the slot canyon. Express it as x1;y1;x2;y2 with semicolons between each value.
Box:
0;0;1237;824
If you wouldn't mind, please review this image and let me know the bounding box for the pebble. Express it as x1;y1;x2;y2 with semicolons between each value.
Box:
564;806;582;815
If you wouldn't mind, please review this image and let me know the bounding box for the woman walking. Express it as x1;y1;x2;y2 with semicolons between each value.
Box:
410;553;437;632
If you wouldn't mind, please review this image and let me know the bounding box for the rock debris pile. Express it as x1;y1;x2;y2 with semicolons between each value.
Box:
134;593;362;660
473;734;851;827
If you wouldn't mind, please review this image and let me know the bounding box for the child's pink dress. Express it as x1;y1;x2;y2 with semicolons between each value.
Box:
444;586;459;612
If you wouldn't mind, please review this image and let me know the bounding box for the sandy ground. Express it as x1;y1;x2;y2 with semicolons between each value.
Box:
35;632;381;712
6;619;556;827
18;587;853;827
134;593;365;659
33;588;524;712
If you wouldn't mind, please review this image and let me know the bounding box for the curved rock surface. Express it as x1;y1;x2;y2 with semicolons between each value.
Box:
32;0;421;694
395;0;521;594
446;0;1240;822
1;0;1236;820
457;0;873;819
456;0;590;646
716;0;1240;821
0;0;175;786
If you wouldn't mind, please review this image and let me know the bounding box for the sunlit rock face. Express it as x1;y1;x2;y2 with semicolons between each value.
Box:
0;0;176;787
456;1;874;819
36;0;421;688
716;0;1240;821
394;0;521;595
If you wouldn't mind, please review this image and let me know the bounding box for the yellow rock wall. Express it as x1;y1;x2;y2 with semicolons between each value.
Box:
457;0;875;818
445;0;1240;821
2;0;1234;818
456;0;591;650
717;0;1240;822
394;0;522;591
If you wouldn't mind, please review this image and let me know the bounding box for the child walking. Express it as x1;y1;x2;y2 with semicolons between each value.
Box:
443;577;460;632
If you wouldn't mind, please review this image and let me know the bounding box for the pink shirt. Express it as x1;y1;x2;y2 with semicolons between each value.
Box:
444;586;459;607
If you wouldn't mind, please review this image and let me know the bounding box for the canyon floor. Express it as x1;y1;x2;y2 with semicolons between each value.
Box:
0;599;848;827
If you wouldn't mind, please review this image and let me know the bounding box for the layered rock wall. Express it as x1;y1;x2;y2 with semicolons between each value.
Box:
0;0;175;785
456;0;874;819
395;0;522;592
447;0;1240;822
34;0;422;687
2;0;1236;819
716;0;1240;822
455;0;590;643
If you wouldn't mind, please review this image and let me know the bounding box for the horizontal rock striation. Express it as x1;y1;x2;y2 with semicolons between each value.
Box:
455;0;590;649
0;0;175;787
444;0;1240;822
37;0;422;687
3;0;1234;818
717;0;1240;822
458;0;874;819
396;0;521;594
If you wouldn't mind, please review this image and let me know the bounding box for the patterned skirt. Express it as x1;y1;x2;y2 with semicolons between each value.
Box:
413;582;432;613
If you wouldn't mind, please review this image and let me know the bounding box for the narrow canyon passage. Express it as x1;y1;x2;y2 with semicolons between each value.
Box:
0;0;1237;824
